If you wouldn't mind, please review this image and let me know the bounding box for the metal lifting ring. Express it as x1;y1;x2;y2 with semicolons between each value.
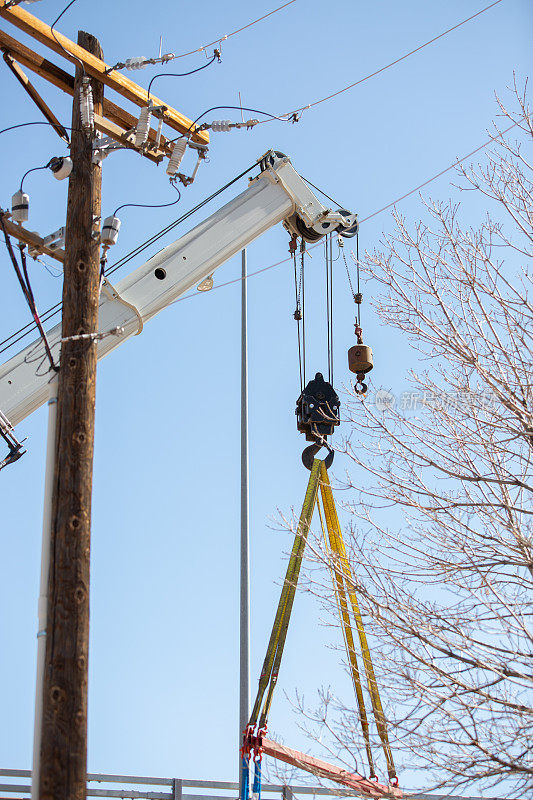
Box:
302;441;334;471
354;381;368;395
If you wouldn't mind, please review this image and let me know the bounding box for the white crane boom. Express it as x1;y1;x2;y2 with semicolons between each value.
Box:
0;151;356;429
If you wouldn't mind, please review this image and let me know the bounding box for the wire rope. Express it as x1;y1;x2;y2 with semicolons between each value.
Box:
292;251;303;393
329;234;334;385
300;245;306;388
325;236;331;384
301;176;343;209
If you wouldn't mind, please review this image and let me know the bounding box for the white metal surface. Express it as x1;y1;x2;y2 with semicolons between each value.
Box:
0;155;335;427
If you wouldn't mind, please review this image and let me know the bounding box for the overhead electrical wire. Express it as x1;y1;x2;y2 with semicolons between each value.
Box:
0;116;523;357
0;215;57;371
50;0;86;77
113;181;181;217
154;0;297;61
107;0;297;72
0;121;74;139
19;159;55;192
358;118;523;223
170;105;292;143
146;54;218;104
167;118;526;301
255;0;505;123
0;162;259;355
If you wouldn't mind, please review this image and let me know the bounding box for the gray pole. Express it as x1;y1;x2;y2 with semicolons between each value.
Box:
239;248;250;791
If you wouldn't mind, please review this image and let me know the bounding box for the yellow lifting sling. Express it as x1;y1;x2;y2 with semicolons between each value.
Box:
245;458;396;787
317;460;396;782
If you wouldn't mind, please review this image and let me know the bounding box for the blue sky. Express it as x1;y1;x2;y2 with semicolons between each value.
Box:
0;0;532;790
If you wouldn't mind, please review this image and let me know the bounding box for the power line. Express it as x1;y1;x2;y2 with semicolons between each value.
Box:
50;0;86;76
0;162;259;354
146;54;218;104
169;105;291;143
358;119;522;223
161;0;297;60
0;117;522;357
170;118;524;302
259;0;504;122
113;181;181;217
0;121;76;138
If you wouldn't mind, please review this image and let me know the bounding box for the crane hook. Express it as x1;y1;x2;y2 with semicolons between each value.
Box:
302;440;334;471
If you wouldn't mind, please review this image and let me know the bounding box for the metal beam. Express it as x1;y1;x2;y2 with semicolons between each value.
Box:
262;738;400;799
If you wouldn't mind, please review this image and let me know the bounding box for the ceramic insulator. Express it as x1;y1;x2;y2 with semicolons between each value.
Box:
166;139;187;175
79;78;94;130
211;119;232;132
101;215;121;247
135;106;152;148
11;190;29;223
124;56;148;70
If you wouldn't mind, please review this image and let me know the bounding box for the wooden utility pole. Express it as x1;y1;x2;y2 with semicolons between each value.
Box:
38;31;103;800
0;7;207;796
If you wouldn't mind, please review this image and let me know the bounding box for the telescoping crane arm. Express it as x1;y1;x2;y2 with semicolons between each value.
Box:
0;150;357;429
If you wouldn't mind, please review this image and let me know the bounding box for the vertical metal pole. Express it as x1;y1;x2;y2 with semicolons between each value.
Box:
239;249;250;789
32;374;58;800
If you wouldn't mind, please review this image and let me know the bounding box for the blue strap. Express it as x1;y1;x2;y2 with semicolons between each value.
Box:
252;758;262;800
240;754;250;800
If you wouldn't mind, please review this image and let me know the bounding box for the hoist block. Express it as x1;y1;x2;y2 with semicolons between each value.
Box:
296;372;340;442
348;343;373;375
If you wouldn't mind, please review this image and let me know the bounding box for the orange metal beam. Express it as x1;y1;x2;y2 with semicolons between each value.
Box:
262;738;402;799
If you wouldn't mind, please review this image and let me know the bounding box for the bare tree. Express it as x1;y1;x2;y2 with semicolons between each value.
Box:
297;84;533;798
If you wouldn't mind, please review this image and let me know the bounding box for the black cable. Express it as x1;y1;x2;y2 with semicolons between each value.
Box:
169;105;291;143
147;54;217;104
0;215;57;370
325;236;331;384
114;180;181;217
0;302;62;356
292;250;303;393
0;162;259;355
50;0;86;76
0;121;75;139
329;234;334;385
300;175;344;210
356;230;361;327
105;159;257;277
19;160;53;192
301;244;306;388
